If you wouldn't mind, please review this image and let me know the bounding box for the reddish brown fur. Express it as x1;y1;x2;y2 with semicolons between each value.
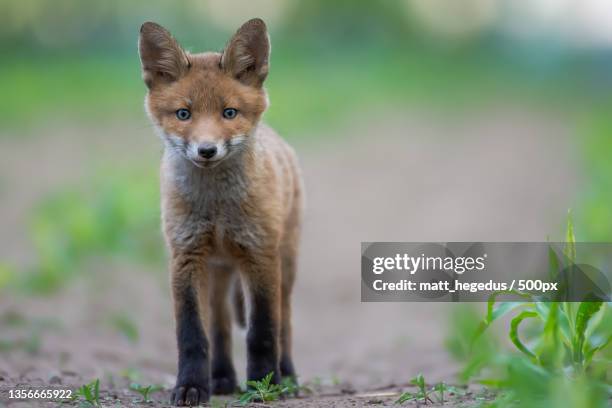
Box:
139;18;303;407
146;54;268;148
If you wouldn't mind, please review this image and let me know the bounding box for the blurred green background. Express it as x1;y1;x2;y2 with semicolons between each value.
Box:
2;0;612;292
0;1;611;405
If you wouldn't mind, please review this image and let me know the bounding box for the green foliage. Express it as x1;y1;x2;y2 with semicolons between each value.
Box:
395;373;463;405
395;373;431;404
472;217;610;375
3;41;600;136
10;168;162;294
508;310;538;360
576;111;612;242
411;373;430;403
73;379;101;407
483;365;609;408
129;383;163;403
235;372;302;405
445;304;497;382
457;216;612;407
0;57;143;130
0;50;519;135
394;390;416;404
236;372;281;405
432;382;446;404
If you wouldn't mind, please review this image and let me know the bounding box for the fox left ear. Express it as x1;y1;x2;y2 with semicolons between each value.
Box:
139;22;189;89
221;18;270;88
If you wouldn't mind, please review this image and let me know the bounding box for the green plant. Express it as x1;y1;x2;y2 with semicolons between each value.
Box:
432;382;446;403
395;376;465;405
73;379;101;407
129;383;163;403
464;215;612;406
236;372;281;405
473;217;610;375
445;304;497;382
10;169;162;294
235;372;301;405
395;373;433;404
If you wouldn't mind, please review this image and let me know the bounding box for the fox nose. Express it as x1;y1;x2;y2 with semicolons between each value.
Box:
197;143;217;159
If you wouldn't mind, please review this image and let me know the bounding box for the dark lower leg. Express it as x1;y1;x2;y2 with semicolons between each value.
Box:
171;264;210;406
243;263;281;384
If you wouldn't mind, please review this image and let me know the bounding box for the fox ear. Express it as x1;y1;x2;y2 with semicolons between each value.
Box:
139;22;189;89
221;18;270;87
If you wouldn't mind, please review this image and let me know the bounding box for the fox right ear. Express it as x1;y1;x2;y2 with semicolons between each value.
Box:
138;22;189;89
221;18;270;88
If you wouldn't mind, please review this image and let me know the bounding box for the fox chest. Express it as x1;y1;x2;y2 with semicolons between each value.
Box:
166;177;263;253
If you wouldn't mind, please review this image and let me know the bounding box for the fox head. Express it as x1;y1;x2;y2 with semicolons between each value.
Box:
139;19;270;168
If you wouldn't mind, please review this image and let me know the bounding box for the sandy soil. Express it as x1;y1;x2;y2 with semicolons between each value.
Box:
0;108;579;406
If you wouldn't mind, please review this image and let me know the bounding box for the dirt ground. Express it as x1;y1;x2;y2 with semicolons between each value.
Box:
0;108;578;407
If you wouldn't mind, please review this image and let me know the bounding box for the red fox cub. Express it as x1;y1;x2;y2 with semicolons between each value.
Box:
138;18;303;406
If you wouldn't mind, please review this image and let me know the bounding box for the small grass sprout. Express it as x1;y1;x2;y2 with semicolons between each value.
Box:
395;373;433;405
129;383;163;403
73;379;101;407
235;372;304;405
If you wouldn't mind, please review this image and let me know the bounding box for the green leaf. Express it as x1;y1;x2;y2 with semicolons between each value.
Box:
509;310;538;359
572;301;603;365
432;382;445;403
84;385;93;401
471;291;532;349
492;302;529;322
395;391;414;404
238;391;254;405
548;246;561;280
487;291;533;322
537;302;565;369
550;303;573;347
93;378;100;401
562;211;577;333
262;372;273;387
584;333;612;364
410;373;425;394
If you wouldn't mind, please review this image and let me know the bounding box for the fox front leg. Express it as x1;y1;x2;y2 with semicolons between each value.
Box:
170;254;210;406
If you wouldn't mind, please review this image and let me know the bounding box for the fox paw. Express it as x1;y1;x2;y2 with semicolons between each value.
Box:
171;384;209;406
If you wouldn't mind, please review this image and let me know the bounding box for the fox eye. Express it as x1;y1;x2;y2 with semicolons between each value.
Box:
222;108;238;120
176;108;191;121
